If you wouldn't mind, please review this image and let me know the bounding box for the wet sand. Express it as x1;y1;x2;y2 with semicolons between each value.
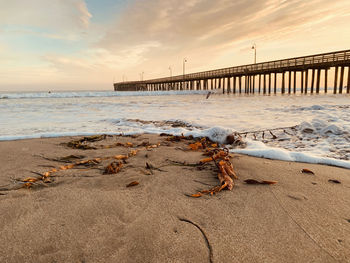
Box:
0;134;349;263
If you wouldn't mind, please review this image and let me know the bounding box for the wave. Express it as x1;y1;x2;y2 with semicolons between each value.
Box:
1;120;349;169
231;140;350;169
0;90;209;100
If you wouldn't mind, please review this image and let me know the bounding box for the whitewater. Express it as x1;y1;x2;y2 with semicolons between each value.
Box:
1;90;350;169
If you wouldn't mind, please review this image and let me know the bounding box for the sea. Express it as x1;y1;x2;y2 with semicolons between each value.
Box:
1;90;350;169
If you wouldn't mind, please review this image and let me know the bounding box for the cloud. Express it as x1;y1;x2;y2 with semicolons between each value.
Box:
1;0;350;90
0;0;92;37
44;41;160;72
98;0;350;73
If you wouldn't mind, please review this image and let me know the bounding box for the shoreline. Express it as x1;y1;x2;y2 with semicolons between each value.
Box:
0;134;349;262
1;132;350;170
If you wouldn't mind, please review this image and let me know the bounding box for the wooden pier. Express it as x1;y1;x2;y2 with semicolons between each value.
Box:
114;49;350;94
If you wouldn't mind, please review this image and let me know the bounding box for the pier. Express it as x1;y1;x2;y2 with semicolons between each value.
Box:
114;49;350;94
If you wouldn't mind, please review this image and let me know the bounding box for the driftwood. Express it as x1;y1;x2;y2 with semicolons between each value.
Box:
225;125;298;143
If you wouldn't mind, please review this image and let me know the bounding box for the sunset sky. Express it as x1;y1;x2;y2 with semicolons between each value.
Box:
1;0;350;91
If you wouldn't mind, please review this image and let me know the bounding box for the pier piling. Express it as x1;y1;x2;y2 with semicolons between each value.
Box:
334;66;339;94
305;70;309;94
311;69;315;93
293;71;297;93
347;67;350;93
301;71;304;93
324;69;328;93
288;71;291;94
239;77;242;93
339;66;344;94
316;69;321;93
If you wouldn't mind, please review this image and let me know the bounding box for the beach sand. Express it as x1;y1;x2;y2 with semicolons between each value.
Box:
0;134;349;263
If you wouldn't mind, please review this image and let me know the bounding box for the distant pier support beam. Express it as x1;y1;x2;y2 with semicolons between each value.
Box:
252;75;255;94
263;74;266;94
268;74;271;94
223;78;226;94
339;66;345;94
347;67;350;93
293;71;297;93
316;69;321;93
227;77;231;93
301;71;304;94
311;69;315;94
274;73;277;94
245;76;249;93
249;76;252;93
239;76;242;93
334;66;338;94
281;72;285;94
258;74;261;93
233;77;236;94
288;71;291;94
305;70;309;94
324;69;328;93
247;76;250;93
250;76;253;93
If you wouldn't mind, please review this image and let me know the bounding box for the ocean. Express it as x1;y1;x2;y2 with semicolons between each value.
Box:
1;90;350;168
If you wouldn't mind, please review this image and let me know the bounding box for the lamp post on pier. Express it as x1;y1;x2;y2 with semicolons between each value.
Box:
182;58;187;90
168;66;173;90
251;43;257;64
169;66;172;77
139;71;144;81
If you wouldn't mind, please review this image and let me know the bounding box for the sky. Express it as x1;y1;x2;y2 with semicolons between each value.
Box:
0;0;350;91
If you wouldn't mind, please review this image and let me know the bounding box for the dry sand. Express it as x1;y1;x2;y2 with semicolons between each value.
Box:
0;134;349;263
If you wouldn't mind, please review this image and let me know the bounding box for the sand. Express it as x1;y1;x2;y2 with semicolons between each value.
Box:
0;134;349;263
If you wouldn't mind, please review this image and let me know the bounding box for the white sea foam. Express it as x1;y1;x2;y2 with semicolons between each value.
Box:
231;139;350;169
0;90;209;100
1;90;350;168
